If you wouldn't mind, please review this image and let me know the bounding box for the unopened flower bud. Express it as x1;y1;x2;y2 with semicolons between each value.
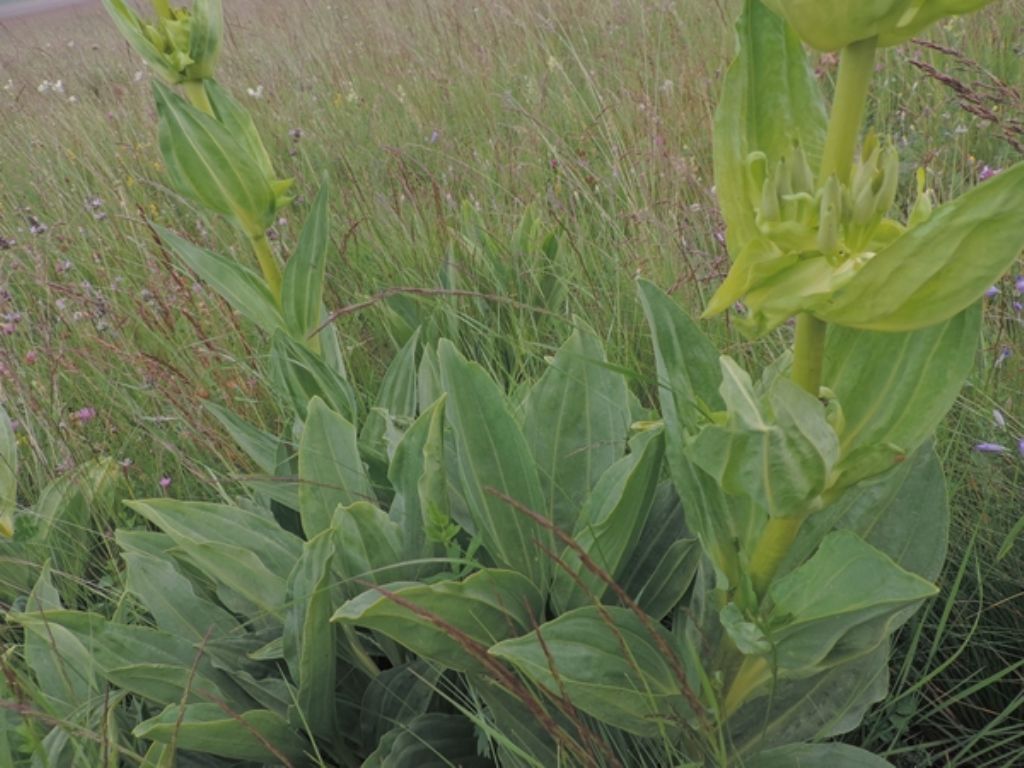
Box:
102;0;222;84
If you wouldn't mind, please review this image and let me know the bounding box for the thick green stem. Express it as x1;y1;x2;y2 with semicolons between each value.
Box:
723;656;770;718
250;233;283;303
792;313;827;396
818;36;878;185
748;515;804;598
182;80;214;116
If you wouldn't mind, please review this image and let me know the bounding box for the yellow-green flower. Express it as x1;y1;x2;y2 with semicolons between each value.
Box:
761;0;1000;52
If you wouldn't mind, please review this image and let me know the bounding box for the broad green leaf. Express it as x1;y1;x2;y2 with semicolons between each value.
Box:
618;483;699;620
689;358;839;518
551;430;664;612
157;226;284;335
126;499;301;620
417;343;443;412
361;329;420;458
203;401;280;475
282;182;332;340
134;704;309;764
785;444;949;582
333;569;543;673
823;306;980;486
820;162;1024;331
20;566;97;715
438;340;552;587
126;498;300;579
203;77;275;184
283;529;336;739
0;406;14;538
388;396;446;566
728;642;889;754
119;542;240;643
489;606;693;737
154;81;276;236
748;742;893;768
713;0;827;254
299;397;376;537
767;531;937;673
638;280;760;590
521;326;631;533
270;330;359;423
8;610;245;708
363;713;492;768
333;501;405;587
359;660;441;749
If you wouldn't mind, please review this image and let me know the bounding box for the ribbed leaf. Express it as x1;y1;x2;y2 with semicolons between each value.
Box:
282;181;332;340
521;326;631;534
153;81;275;235
299;397;376;537
820;162;1024;331
134;704;308;764
767;531;937;673
823;306;980;486
157;226;283;334
638;280;761;589
490;606;693;737
551;430;664;612
438;340;551;588
283;529;336;739
333;569;543;673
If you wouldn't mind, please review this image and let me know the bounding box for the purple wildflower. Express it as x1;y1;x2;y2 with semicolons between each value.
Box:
74;407;96;423
1016;276;1024;295
1019;438;1024;458
984;285;1000;298
159;476;172;489
974;442;1008;454
979;165;1000;181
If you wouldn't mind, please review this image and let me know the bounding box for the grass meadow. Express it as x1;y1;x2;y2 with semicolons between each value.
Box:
1;0;1023;764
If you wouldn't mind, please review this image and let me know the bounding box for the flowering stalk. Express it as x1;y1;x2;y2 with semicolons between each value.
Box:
748;35;879;598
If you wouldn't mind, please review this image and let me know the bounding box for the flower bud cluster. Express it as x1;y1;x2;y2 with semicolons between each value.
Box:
705;134;934;333
103;0;222;84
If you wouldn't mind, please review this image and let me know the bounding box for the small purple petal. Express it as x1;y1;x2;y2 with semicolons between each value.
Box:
1016;276;1024;295
1019;438;1024;458
974;442;1008;454
984;285;1000;298
979;165;1001;181
159;476;172;489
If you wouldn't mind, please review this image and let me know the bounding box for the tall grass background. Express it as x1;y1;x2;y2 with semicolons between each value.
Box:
1;0;1022;764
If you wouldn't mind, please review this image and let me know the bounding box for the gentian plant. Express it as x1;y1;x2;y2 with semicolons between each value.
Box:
5;1;1022;766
